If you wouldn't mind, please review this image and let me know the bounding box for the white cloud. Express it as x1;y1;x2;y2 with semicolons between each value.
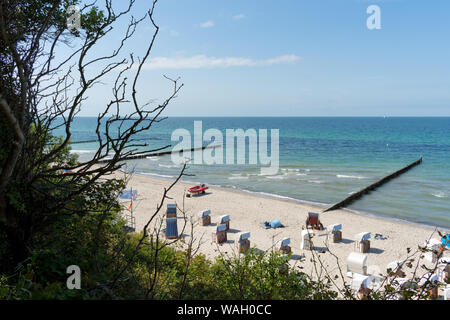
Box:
233;13;246;20
200;20;214;28
141;54;301;70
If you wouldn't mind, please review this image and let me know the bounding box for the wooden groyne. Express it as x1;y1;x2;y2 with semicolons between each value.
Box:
97;144;221;163
70;138;152;144
323;157;423;213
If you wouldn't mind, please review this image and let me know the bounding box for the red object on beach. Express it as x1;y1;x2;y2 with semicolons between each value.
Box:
188;184;208;194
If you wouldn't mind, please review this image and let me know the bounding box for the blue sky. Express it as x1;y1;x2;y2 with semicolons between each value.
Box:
73;0;450;116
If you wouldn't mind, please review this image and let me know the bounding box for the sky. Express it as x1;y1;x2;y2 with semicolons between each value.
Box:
67;0;450;116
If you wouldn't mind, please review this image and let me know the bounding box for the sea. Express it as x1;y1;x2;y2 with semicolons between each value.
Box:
56;117;450;229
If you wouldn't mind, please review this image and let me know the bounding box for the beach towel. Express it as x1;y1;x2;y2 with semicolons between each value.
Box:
372;233;387;240
260;219;284;229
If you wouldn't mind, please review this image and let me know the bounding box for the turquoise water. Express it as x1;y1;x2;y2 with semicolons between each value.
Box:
58;117;450;229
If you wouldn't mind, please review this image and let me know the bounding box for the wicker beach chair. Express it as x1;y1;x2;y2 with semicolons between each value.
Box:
418;273;439;299
237;232;251;253
354;232;371;253
219;215;230;231
198;209;211;226
301;229;313;250
212;224;227;244
423;238;442;263
279;237;291;254
306;212;324;230
327;223;342;243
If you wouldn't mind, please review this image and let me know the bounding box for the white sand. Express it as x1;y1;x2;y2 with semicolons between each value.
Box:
113;170;449;295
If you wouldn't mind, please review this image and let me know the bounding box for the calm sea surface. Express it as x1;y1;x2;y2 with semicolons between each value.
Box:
56;117;450;229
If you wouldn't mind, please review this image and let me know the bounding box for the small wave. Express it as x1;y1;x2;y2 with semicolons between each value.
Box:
140;172;175;179
228;176;249;180
337;174;366;179
308;180;324;184
431;192;448;198
158;164;180;168
257;192;294;201
146;156;159;161
296;173;307;176
266;175;285;180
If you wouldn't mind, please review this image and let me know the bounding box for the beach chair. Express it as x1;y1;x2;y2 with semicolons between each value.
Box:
165;218;178;239
198;210;211;226
441;257;450;280
279;237;291;254
354;232;371;253
166;203;177;218
444;285;450;300
327;223;342;243
237;232;251;253
418;273;439;299
350;273;372;299
423;238;442;263
346;252;368;277
212;224;227;244
301;229;313;250
389;278;418;300
306;212;324;230
219;215;230;231
386;260;406;278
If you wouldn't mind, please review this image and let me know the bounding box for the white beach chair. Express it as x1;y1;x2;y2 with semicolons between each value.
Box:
350;273;372;299
219;215;230;230
423;238;442;263
418;273;439;298
437;257;450;283
346;252;368;277
444;285;450;300
301;229;313;250
386;260;406;278
389;277;418;300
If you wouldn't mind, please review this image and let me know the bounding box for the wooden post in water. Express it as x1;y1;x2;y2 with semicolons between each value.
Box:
323;157;423;213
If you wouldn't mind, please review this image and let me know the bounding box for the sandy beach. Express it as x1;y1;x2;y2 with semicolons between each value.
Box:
113;170;449;295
